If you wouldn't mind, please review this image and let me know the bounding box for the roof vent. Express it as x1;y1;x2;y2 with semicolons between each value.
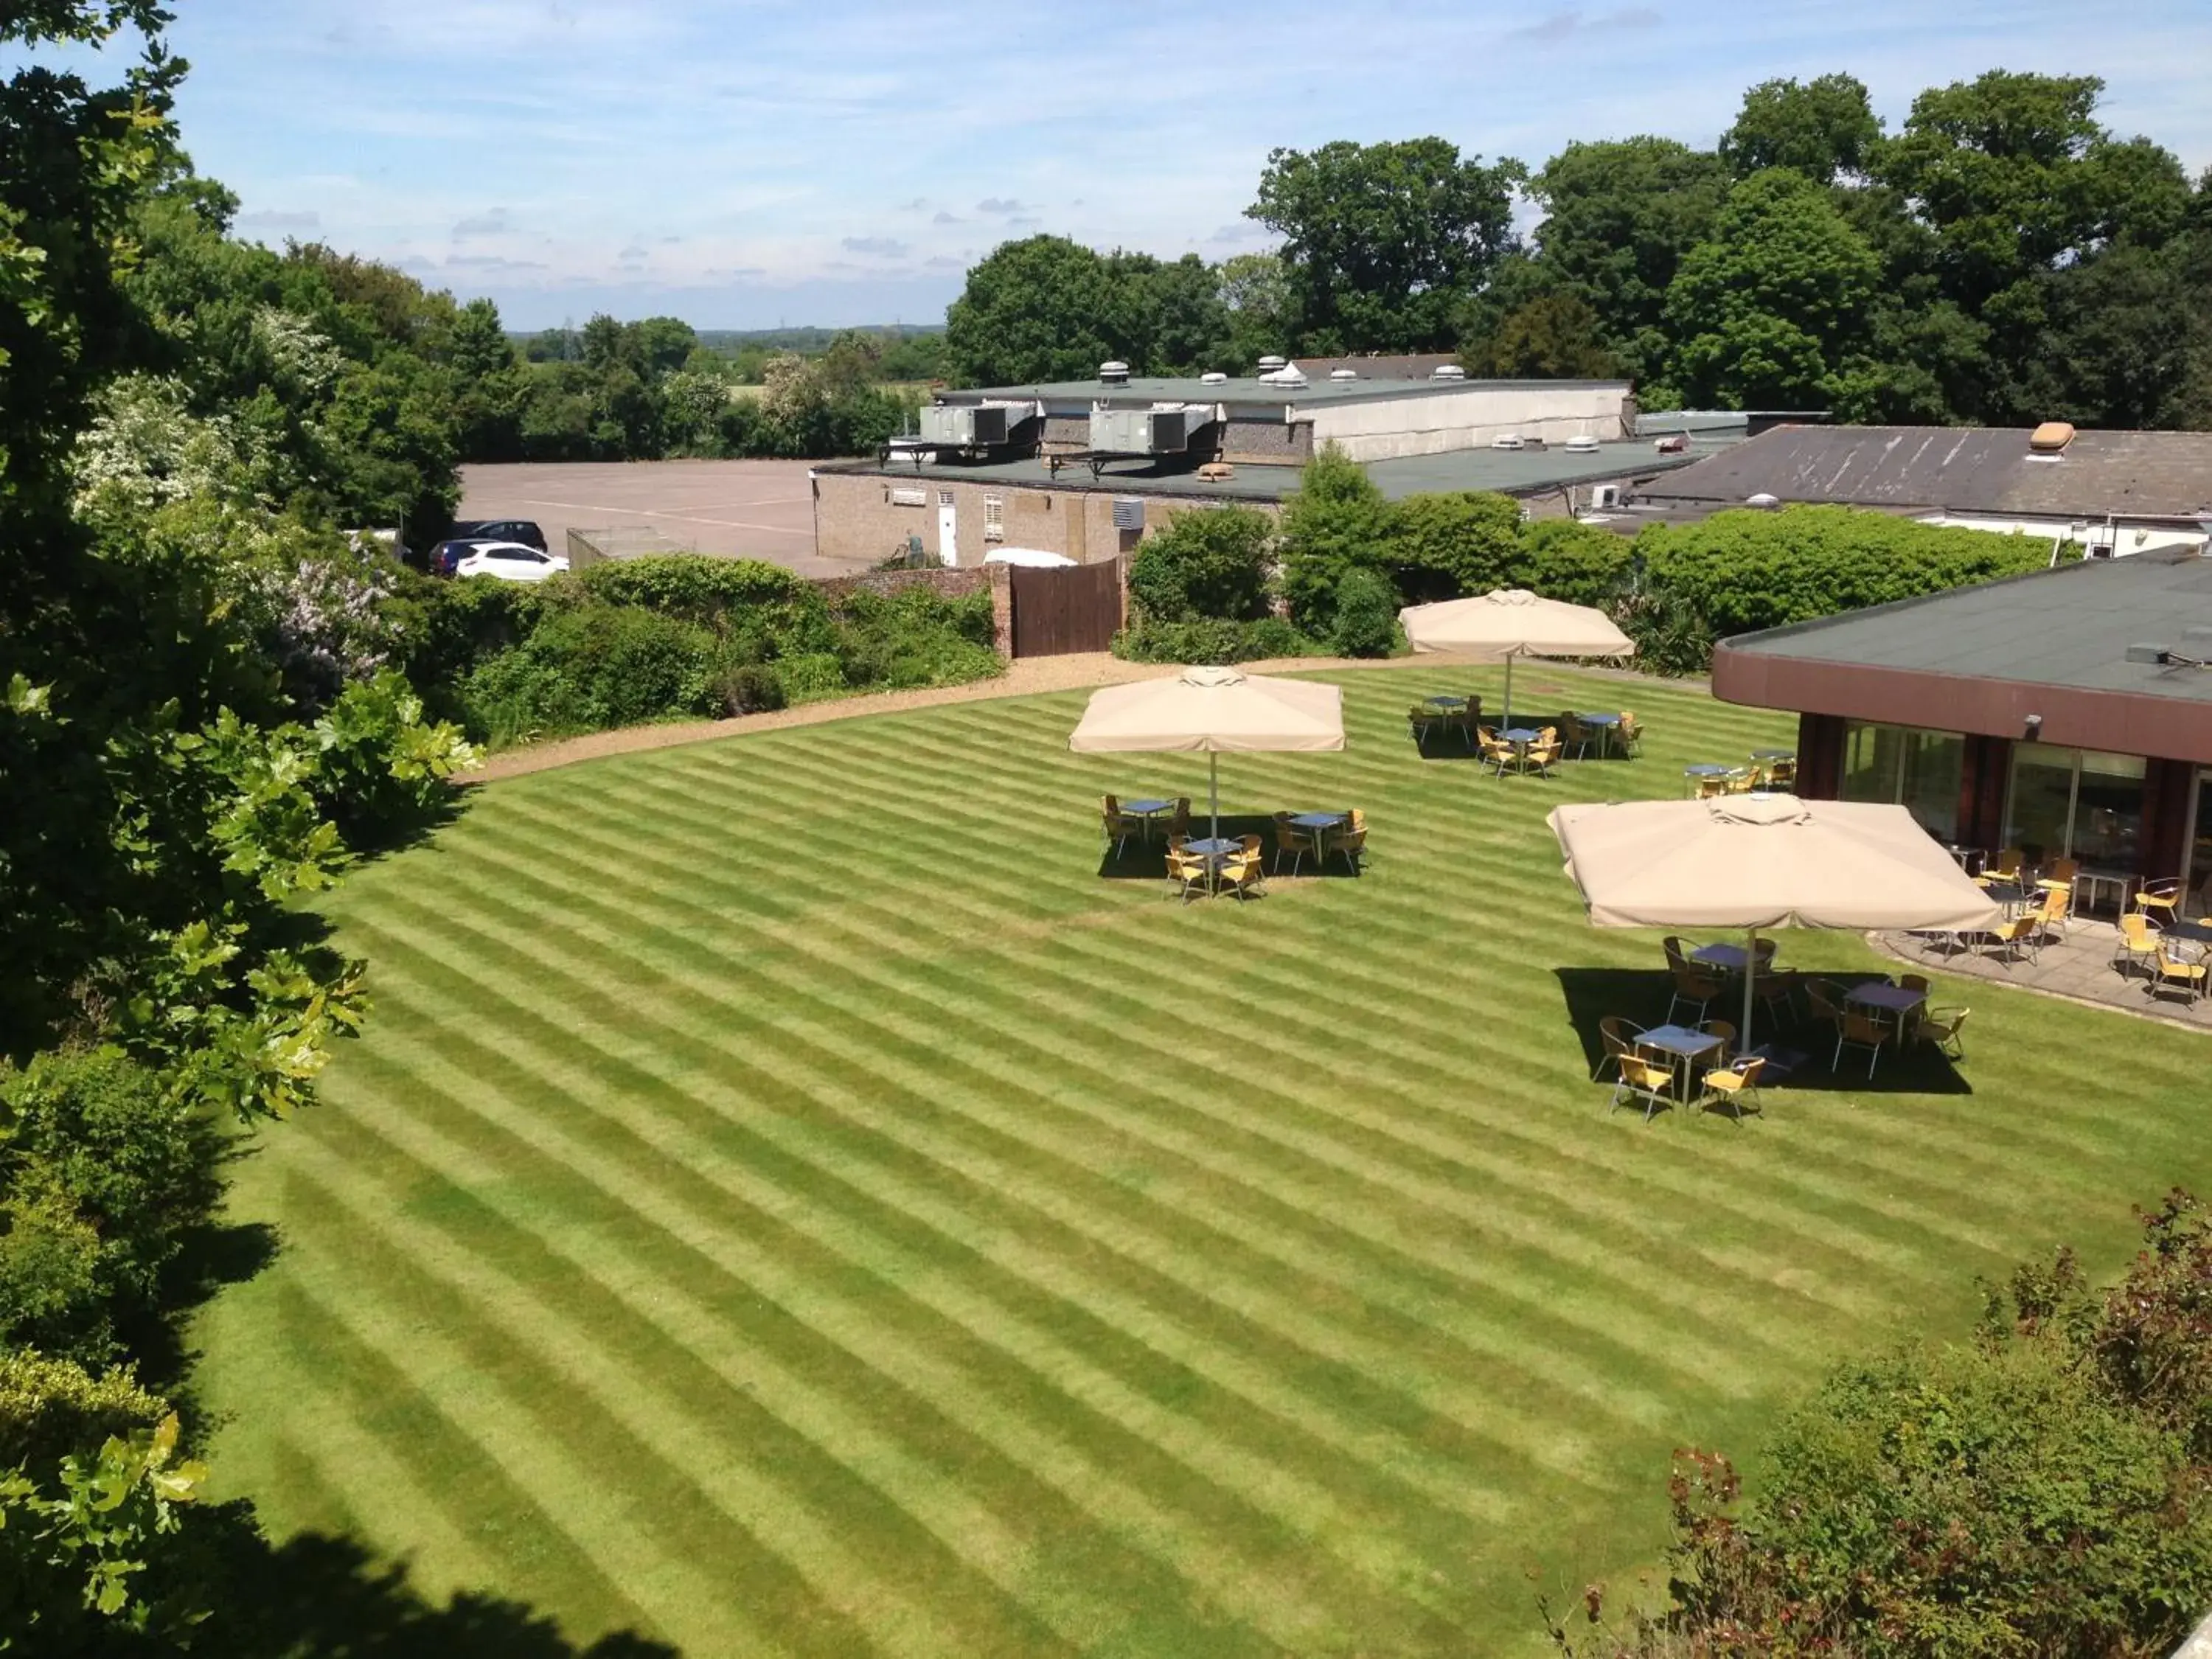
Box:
1256;355;1287;375
1199;370;1228;385
1329;367;1359;381
1259;364;1307;388
1747;492;1782;510
2030;420;2075;453
1099;360;1130;386
1490;433;1525;451
1430;364;1467;381
1564;433;1601;453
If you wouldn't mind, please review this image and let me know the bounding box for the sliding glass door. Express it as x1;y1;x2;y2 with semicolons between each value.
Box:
1840;721;1962;841
2186;772;2212;920
2002;745;2149;872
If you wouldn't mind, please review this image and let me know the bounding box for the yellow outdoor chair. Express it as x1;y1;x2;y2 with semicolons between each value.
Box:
1980;914;2042;968
1165;845;1212;904
1699;1054;1767;1120
2113;911;2158;981
1616;712;1643;755
1215;852;1266;902
2137;880;2183;926
1913;1006;1970;1060
1100;795;1144;857
1595;1015;1640;1082
2150;943;2207;1006
1476;728;1516;779
1610;1053;1677;1122
1270;813;1308;877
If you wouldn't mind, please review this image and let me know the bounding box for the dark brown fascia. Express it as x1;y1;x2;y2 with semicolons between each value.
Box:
1711;644;2212;766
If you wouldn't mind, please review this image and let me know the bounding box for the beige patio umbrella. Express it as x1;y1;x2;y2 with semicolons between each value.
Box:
1548;793;2001;1043
1399;588;1635;728
1069;665;1344;840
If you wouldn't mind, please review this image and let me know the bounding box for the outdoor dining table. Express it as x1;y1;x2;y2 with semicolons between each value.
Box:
1423;695;1465;709
1847;980;1927;1038
1122;797;1174;841
2164;918;2212;947
1751;748;1795;762
1287;810;1346;861
1683;762;1733;796
1980;880;2034;914
1690;941;1752;973
1634;1023;1725;1101
1496;727;1543;776
1576;711;1622;756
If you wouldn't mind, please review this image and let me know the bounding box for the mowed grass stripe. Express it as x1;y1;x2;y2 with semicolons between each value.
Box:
324;1022;1463;1654
201;667;2212;1658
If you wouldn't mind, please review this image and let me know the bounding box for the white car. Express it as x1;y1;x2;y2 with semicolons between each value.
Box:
455;542;570;582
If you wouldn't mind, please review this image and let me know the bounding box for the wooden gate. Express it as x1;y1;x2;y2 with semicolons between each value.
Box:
1009;558;1123;657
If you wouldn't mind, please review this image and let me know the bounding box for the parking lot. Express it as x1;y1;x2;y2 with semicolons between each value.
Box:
456;459;860;575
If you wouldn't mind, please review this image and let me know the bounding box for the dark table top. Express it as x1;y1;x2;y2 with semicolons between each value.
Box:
1980;881;2033;907
1183;837;1239;858
1287;812;1346;831
1848;983;1928;1013
1684;763;1733;776
2165;918;2212;946
1123;798;1172;815
1577;712;1622;725
1752;748;1796;760
1691;942;1751;971
1500;727;1540;744
1423;695;1465;709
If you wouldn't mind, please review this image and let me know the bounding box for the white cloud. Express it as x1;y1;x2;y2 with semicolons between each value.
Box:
841;235;909;257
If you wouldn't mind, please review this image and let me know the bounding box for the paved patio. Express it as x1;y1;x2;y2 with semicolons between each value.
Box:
1877;916;2212;1032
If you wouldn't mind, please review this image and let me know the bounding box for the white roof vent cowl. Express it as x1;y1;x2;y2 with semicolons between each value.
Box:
1329;367;1358;381
1564;434;1601;453
1099;360;1130;385
1199;371;1228;385
1430;364;1467;380
1747;492;1782;510
1491;434;1525;451
1256;355;1287;375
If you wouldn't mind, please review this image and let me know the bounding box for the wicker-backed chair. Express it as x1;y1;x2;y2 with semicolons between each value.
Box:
1270;813;1308;877
1166;797;1192;841
1165;842;1212;903
1616;712;1644;755
1913;1005;1970;1060
1476;728;1516;779
1100;794;1144;857
1595;1015;1641;1082
1666;962;1725;1027
1216;846;1266;902
1324;810;1368;873
1698;1054;1767;1120
1407;705;1450;751
1833;1009;1892;1078
1610;1053;1677;1121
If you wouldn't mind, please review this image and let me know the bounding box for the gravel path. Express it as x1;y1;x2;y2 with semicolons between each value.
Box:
465;651;1694;784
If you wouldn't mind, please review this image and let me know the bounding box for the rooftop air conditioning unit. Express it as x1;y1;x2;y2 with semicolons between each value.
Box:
1491;434;1525;451
1564;434;1601;454
1090;403;1217;455
1430;364;1467;380
1099;360;1130;386
917;400;1032;449
1589;484;1623;511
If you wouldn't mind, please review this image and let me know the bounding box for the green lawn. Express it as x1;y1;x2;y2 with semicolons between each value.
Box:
193;665;2212;1657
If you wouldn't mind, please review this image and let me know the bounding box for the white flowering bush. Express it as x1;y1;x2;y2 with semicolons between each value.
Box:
246;305;344;403
70;375;282;527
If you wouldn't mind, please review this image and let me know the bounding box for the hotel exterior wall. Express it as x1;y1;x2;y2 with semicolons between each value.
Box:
1307;383;1631;461
811;469;1276;569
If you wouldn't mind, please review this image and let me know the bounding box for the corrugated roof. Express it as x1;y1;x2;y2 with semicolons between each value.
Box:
1724;549;2212;705
1638;425;2212;521
823;439;1690;504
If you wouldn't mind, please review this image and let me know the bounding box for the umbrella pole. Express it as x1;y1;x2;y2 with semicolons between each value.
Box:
1742;928;1758;1048
1209;752;1220;842
1502;653;1514;731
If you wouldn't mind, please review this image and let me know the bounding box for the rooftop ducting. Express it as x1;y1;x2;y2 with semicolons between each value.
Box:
1099;360;1130;386
1089;401;1220;456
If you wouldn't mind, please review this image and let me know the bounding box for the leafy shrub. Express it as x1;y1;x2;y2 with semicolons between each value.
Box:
459;605;717;742
711;663;786;716
1114;616;1321;664
1277;445;1392;628
831;586;1004;690
1520;518;1634;606
1126;507;1276;623
0;1349;167;1472
1329;566;1400;657
773;653;849;703
1632;505;2049;639
309;669;476;847
575;555;824;641
1568;1192;2212;1658
1385;491;1524;604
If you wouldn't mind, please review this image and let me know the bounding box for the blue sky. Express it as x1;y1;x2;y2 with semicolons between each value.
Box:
119;1;2212;329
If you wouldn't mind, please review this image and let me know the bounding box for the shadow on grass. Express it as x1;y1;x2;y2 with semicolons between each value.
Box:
198;1515;677;1658
1095;811;1366;882
1554;966;1973;1102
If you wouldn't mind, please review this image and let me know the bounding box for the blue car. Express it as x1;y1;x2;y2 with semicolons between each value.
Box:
429;538;501;576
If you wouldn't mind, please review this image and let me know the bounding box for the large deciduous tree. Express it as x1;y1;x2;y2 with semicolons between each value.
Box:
1660;169;1881;411
1720;73;1884;183
1248;137;1523;353
1526;137;1731;382
944;235;1113;385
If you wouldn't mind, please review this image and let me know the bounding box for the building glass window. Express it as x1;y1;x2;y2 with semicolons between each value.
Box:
2186;772;2212;919
2001;745;2146;872
983;495;1004;542
1838;721;1960;841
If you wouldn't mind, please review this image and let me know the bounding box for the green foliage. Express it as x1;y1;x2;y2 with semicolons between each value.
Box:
1664;168;1883;410
1383;491;1525;604
1581;1194;2212;1658
1125;507;1276;625
1276;446;1393;628
1460;292;1620;379
1630;504;2049;639
462;605;720;745
0;1351;165;1475
1113;616;1315;667
1327;567;1399;658
944;235;1232;385
1518;518;1634;607
1721;73;1884;182
0;1409;207;1644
